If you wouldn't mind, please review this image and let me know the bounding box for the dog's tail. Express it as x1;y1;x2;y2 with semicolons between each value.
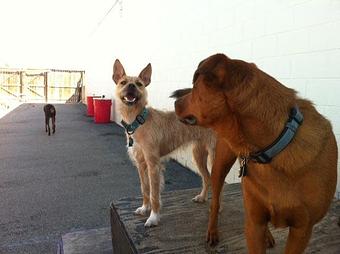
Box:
169;88;192;99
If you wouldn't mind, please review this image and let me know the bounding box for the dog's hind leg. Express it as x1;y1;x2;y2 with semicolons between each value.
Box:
144;153;163;227
44;114;48;133
192;144;210;203
52;115;56;134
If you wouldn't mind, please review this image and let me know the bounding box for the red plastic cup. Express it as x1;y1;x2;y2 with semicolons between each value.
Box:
87;96;95;116
94;99;112;123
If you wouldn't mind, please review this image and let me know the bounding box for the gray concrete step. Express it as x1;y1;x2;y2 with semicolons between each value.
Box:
57;227;112;254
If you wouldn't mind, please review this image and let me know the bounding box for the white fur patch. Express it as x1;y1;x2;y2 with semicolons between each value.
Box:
192;194;207;203
134;205;150;216
144;210;160;227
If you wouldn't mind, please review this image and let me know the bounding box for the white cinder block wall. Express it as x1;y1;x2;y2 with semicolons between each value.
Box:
86;0;340;198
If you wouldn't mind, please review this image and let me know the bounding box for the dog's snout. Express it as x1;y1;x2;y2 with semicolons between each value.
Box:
174;97;184;115
128;83;135;89
174;98;180;108
174;96;185;109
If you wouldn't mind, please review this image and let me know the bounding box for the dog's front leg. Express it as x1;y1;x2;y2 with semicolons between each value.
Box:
46;118;51;136
242;183;276;253
207;138;236;245
244;216;267;254
131;148;151;216
135;161;151;216
144;154;163;227
284;224;313;254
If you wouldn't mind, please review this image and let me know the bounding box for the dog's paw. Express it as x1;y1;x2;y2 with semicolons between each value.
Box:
134;205;150;216
192;194;207;203
206;228;219;246
144;211;160;227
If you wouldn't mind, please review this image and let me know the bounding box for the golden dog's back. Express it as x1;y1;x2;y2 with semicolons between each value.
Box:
133;107;216;158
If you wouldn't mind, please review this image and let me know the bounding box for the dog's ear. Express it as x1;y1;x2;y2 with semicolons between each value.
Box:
224;60;256;92
193;54;254;92
138;63;152;86
113;59;126;84
170;88;192;99
193;55;224;86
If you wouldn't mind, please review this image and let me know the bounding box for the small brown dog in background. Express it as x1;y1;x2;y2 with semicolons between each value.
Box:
174;53;337;253
43;104;56;136
113;59;216;227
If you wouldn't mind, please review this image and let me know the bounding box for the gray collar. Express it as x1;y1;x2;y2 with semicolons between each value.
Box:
239;106;304;177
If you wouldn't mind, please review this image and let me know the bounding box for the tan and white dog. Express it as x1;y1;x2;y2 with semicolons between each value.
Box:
113;59;216;227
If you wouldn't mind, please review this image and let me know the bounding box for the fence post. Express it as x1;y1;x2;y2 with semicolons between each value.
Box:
19;71;24;99
44;72;48;103
81;71;85;103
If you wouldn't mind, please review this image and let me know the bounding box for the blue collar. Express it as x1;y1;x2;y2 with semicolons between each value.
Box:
121;107;149;135
239;106;304;177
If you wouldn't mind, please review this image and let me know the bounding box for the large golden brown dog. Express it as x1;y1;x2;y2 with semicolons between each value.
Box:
174;54;338;253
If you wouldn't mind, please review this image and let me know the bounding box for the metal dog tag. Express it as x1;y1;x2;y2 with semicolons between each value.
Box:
128;136;134;147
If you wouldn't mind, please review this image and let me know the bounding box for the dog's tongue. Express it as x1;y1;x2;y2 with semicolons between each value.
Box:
124;94;136;102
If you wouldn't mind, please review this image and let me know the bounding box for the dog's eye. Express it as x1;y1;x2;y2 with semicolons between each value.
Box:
120;80;127;85
136;82;143;87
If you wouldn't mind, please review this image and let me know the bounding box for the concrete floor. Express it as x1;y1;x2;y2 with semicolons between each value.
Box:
0;103;201;254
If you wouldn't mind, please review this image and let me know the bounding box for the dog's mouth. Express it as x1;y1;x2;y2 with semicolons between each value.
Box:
180;115;197;125
121;93;139;105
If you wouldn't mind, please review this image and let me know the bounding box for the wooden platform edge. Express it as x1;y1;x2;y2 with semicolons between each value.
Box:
110;202;138;254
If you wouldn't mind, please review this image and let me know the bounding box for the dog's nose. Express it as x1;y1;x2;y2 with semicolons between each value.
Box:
128;83;135;89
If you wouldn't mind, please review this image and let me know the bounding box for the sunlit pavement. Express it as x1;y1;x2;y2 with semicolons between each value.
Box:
0;103;201;254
